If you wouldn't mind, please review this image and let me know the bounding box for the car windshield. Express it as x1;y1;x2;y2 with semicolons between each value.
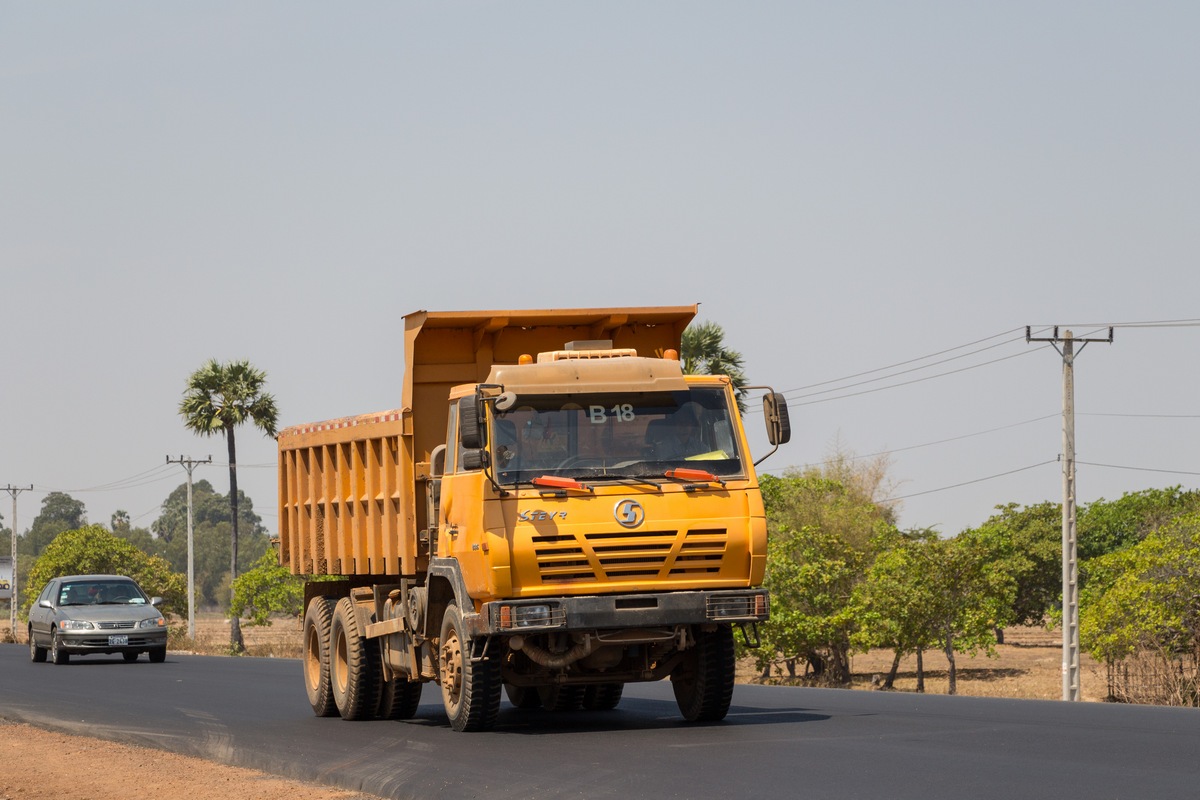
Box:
490;386;744;485
59;581;148;606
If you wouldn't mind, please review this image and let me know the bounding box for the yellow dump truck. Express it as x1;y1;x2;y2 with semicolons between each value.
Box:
277;306;790;731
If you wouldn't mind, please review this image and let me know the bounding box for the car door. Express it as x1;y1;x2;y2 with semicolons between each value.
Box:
29;580;57;644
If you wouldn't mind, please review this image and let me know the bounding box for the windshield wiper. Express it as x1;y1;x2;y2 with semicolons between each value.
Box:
663;467;726;491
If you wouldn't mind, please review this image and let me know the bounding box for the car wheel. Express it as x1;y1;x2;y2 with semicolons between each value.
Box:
123;652;140;663
51;632;70;665
29;629;47;663
148;646;167;663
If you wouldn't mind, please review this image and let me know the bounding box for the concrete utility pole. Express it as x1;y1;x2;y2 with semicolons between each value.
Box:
167;456;211;640
3;484;33;642
1026;326;1113;701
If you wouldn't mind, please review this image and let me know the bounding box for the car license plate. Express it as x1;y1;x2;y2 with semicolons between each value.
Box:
108;635;129;646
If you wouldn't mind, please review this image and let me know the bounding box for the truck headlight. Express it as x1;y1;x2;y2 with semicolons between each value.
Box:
496;603;561;629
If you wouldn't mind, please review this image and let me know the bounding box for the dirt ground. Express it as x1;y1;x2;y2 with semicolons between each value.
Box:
0;617;1102;800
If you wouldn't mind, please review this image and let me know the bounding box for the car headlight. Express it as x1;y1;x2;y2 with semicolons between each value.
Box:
59;619;94;631
139;617;165;629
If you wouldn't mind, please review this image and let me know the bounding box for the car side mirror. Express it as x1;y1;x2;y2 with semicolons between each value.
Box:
39;599;53;609
150;597;163;607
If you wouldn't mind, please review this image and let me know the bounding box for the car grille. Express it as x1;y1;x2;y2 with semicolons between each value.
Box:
97;621;135;630
533;528;727;584
71;635;163;647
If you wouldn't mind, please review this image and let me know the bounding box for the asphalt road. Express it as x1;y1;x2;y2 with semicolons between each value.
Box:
2;644;1198;800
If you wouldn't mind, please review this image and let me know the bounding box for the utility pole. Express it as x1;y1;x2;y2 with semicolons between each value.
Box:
167;456;211;640
3;484;33;642
1026;326;1113;701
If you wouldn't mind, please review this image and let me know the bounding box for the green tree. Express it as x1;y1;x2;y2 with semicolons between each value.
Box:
1079;487;1200;561
959;502;1060;631
853;527;944;690
1080;513;1200;669
922;534;1015;694
681;320;748;411
758;456;895;683
230;549;305;627
21;492;87;558
179;359;279;650
22;525;186;619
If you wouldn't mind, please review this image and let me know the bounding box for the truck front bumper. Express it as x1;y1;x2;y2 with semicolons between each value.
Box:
471;588;769;637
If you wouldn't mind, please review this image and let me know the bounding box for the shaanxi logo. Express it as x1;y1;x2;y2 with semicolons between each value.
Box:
614;499;645;528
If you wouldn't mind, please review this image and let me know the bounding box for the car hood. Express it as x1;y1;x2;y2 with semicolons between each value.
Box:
58;605;163;623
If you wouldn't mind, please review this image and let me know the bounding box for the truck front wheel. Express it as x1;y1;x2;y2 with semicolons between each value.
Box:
303;596;338;717
671;625;735;722
438;602;501;732
330;597;381;720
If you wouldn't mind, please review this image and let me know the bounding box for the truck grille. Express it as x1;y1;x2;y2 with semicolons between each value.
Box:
532;528;727;584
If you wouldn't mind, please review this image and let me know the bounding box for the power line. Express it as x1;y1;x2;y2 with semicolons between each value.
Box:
883;459;1058;502
764;413;1059;473
1081;412;1200;419
788;347;1043;407
1031;317;1200;329
778;327;1030;396
1076;460;1200;477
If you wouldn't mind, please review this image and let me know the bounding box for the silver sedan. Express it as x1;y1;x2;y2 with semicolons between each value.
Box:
28;574;168;664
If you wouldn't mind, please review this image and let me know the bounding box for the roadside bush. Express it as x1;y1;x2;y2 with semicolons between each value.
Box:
24;525;186;618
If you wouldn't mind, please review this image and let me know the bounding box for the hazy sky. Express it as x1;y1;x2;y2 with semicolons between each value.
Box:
3;3;1198;539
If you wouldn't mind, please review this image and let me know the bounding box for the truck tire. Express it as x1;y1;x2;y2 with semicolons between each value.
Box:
438;602;501;732
537;684;584;712
583;683;624;711
671;625;735;722
303;596;338;717
504;683;542;709
330;597;381;721
378;674;423;720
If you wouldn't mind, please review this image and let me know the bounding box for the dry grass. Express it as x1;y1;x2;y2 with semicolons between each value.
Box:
739;626;1109;702
173;612;304;658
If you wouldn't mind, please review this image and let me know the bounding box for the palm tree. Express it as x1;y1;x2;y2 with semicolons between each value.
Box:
179;359;278;650
681;320;748;411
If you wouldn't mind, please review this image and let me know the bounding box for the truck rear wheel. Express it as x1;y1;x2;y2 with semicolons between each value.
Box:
330;597;381;720
504;683;542;709
438;602;501;732
303;596;338;717
583;683;624;711
378;674;423;720
671;625;735;722
538;684;584;712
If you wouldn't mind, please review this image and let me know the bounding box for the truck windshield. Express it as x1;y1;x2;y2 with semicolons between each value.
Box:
490;386;744;485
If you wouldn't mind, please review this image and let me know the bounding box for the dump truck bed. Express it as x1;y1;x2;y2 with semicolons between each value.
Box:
277;306;698;577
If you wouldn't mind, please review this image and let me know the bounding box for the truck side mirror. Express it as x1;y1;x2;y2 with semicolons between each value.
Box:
763;392;791;446
459;397;484;450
